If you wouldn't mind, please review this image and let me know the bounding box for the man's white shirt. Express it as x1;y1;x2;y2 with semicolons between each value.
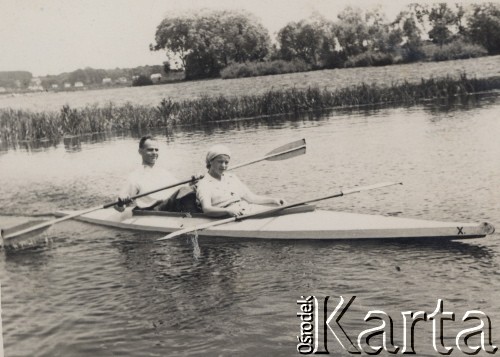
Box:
122;165;179;208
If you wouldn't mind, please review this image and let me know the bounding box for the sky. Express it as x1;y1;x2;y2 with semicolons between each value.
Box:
0;0;491;76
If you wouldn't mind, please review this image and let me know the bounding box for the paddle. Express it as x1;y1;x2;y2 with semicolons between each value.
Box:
2;139;307;241
157;181;403;241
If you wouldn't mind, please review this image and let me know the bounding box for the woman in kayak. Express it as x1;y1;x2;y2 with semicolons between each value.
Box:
196;144;286;217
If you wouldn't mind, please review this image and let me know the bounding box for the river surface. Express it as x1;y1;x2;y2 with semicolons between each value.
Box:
0;95;499;356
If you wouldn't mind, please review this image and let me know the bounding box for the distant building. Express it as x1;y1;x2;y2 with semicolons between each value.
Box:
64;83;71;88
51;84;59;89
28;77;43;91
74;81;84;88
0;87;6;93
132;75;139;81
31;77;42;86
102;78;112;85
150;73;162;82
28;85;44;92
117;77;128;84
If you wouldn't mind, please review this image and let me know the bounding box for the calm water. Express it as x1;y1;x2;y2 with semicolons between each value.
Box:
0;95;499;356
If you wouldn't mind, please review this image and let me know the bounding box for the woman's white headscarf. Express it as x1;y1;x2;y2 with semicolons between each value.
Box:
206;144;231;167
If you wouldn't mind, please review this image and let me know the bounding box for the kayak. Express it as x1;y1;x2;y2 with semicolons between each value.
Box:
52;206;495;241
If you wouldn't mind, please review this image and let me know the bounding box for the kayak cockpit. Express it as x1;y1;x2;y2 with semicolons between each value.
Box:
131;204;316;219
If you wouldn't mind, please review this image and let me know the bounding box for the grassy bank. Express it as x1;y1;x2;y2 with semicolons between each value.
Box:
1;74;500;144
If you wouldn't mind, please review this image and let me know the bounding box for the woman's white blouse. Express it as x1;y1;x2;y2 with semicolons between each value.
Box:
196;173;251;208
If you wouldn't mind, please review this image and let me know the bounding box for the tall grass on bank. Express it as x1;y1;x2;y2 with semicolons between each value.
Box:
2;74;500;144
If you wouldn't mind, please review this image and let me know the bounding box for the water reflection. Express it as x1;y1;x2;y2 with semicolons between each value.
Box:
7;139;57;152
421;92;500;115
3;244;53;269
61;132;126;152
110;236;242;333
1;132;116;153
188;236;495;265
63;136;82;152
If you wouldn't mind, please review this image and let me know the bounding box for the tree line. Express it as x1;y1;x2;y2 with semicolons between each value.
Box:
40;64;177;89
151;3;500;79
0;71;33;89
0;65;176;91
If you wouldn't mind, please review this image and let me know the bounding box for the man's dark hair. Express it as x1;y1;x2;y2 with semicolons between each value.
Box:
139;135;154;149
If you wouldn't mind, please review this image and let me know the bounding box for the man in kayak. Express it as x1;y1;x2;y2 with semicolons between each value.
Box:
196;144;285;217
115;135;188;212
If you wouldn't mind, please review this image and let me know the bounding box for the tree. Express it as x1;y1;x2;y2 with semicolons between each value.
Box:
365;7;402;53
163;61;171;74
276;15;351;69
467;3;500;55
331;6;403;67
334;7;371;57
151;10;272;79
151;16;195;69
277;20;325;67
393;5;428;61
68;67;106;84
427;3;461;46
0;71;32;88
275;8;403;69
184;51;220;79
395;4;467;47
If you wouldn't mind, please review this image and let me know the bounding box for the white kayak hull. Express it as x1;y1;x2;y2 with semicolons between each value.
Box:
55;207;495;241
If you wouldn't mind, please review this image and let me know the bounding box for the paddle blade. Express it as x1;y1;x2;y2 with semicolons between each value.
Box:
2;206;101;241
158;230;186;241
265;138;306;161
1;217;55;249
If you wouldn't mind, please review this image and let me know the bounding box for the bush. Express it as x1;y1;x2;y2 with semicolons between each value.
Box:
344;51;395;68
400;45;426;63
221;60;312;79
132;75;153;86
321;51;347;69
423;40;488;61
185;52;222;80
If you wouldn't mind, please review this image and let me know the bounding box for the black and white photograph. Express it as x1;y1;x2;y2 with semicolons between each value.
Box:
0;0;499;356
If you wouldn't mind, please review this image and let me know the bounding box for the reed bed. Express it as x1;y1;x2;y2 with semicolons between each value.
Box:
1;74;500;145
